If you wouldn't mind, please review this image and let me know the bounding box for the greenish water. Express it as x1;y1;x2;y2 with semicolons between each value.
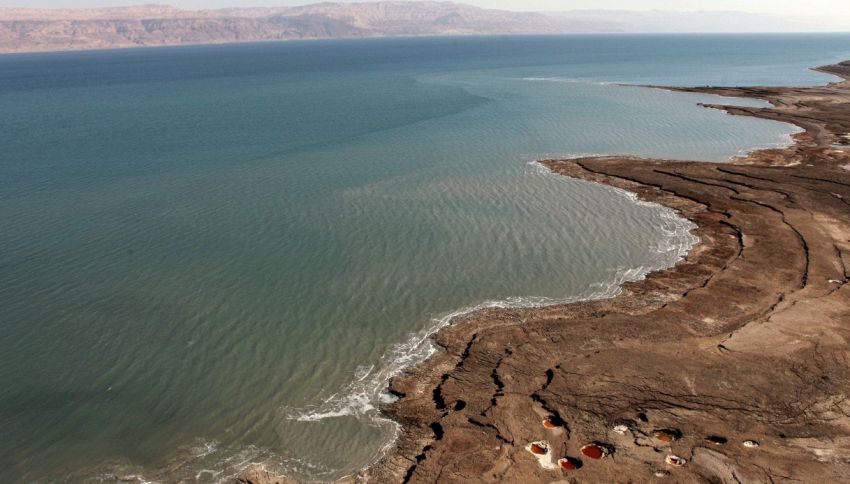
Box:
1;34;848;481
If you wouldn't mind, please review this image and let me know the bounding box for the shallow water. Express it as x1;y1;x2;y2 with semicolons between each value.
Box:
1;34;848;481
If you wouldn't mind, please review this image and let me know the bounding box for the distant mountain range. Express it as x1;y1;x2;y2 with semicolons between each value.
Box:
0;2;847;54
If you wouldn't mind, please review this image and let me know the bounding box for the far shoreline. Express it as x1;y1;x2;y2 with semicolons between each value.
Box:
3;31;850;57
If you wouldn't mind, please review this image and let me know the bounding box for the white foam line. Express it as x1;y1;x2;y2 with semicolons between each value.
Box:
523;153;619;167
287;290;620;423
608;186;699;257
520;76;615;86
732;124;805;159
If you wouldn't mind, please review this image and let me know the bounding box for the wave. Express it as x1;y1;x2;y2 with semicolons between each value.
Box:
528;159;698;256
283;277;660;421
90;439;337;484
522;154;622;176
610;188;699;257
284;264;692;422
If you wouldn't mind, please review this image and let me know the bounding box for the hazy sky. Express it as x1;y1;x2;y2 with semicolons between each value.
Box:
3;0;845;17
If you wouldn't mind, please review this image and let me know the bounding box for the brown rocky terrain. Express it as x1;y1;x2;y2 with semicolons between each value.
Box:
308;61;850;483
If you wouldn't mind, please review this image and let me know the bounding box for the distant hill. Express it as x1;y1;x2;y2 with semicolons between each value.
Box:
0;2;846;54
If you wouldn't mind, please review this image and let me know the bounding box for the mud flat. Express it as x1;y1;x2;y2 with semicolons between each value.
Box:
243;61;850;483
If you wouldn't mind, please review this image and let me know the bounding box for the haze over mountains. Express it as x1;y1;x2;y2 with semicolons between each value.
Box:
1;1;847;53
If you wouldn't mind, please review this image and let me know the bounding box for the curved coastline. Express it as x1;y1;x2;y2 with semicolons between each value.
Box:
276;179;699;480
241;61;850;483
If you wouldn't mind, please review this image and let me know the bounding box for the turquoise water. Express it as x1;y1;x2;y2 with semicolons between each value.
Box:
1;34;848;481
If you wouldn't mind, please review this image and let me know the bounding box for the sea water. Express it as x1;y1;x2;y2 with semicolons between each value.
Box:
1;34;848;481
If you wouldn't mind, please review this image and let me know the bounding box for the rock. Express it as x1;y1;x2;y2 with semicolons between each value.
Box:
691;447;762;482
237;464;294;484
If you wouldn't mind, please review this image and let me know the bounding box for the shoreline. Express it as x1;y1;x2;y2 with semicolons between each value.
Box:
239;61;850;483
339;61;850;483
